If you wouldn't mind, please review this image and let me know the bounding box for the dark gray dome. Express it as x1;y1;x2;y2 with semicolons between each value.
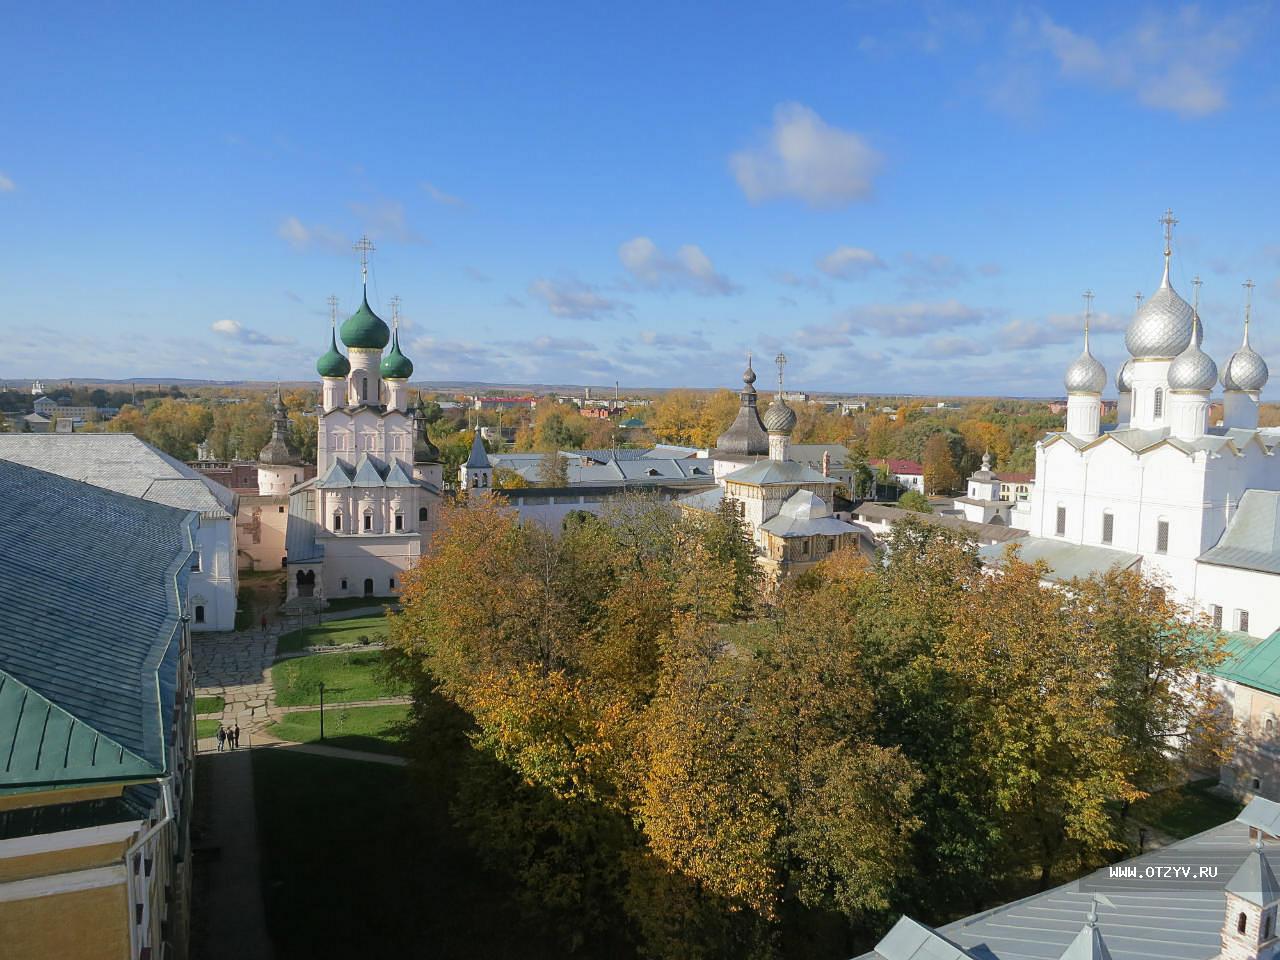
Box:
762;396;796;434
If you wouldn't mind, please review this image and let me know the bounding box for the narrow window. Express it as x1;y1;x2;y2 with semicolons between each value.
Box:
1240;610;1251;633
389;578;396;590
333;513;342;532
363;513;372;532
471;475;478;488
340;578;348;591
1156;520;1169;554
1101;512;1114;545
1267;719;1274;733
194;605;205;624
1254;778;1262;791
1212;605;1223;629
1265;914;1273;940
190;552;201;572
1154;387;1164;419
1240;912;1248;934
418;506;428;521
278;505;285;513
1056;506;1066;536
395;514;403;531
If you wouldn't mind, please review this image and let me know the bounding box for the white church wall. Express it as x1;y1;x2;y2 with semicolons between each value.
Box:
320;534;422;599
1194;564;1280;638
190;516;237;631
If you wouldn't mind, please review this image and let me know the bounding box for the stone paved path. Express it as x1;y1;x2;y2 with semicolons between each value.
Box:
194;627;282;746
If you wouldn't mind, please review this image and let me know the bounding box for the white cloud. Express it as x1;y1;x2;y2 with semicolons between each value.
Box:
528;279;624;320
899;252;968;291
349;200;425;244
277;216;347;253
421;181;464;207
211;319;293;346
816;245;885;280
619;236;737;295
797;299;990;348
914;336;991;358
639;330;712;351
1009;7;1248;118
0;172;14;192
730;102;883;208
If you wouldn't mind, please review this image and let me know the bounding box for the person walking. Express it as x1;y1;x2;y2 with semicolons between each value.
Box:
216;725;226;752
260;613;267;633
233;723;241;749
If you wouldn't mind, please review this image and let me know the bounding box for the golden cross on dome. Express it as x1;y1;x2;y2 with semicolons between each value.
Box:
353;234;376;287
1159;208;1178;256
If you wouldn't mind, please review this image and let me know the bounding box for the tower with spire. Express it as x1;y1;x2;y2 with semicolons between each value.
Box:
1220;839;1280;960
460;428;492;490
257;387;305;496
1166;276;1218;441
715;353;770;456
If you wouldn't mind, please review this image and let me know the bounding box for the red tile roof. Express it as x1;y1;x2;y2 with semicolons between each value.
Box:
869;458;923;475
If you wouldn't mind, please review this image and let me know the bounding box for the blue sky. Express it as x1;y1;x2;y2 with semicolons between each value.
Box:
3;1;1280;395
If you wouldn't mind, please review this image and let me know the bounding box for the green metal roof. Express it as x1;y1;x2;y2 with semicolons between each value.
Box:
339;292;391;349
0;460;196;792
379;329;413;379
1213;629;1280;697
316;327;351;377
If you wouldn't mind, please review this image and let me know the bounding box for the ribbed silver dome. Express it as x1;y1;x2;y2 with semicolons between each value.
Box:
1168;316;1217;392
1065;350;1106;394
1126;259;1194;359
762;396;796;434
1116;358;1134;393
1224;344;1269;392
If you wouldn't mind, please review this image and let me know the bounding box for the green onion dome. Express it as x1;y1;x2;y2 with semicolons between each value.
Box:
340;293;391;349
316;328;351;378
380;329;414;379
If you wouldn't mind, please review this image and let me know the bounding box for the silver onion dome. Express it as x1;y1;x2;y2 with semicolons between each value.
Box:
1168;314;1217;392
1126;256;1195;359
1065;292;1106;394
1065;349;1106;394
1223;286;1269;392
1116;358;1134;393
763;395;797;434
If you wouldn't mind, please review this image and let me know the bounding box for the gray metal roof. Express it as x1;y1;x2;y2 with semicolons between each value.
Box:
1224;843;1280;906
858;806;1269;960
715;379;770;456
1239;796;1280;837
285;484;325;563
979;537;1142;582
723;459;834;486
465;430;492;468
314;454;419;489
0;433;236;518
1199;490;1280;574
759;490;864;538
853;503;1024;544
0;460;195;791
491;452;715;486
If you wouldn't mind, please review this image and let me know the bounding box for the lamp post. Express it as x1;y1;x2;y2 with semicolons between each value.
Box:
319;681;325;741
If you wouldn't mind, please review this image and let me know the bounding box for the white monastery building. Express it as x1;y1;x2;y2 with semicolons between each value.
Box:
284;240;443;604
991;210;1280;640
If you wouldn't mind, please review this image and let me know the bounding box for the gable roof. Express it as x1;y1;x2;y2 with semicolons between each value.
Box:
0;460;195;791
0;433;235;518
978;537;1142;582
314;454;420;489
465;431;491;469
1225;843;1280;906
723;459;834;487
1211;629;1280;697
1199;490;1280;575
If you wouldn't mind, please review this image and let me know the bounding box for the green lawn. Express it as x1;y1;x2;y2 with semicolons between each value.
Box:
267;704;410;756
275;614;389;654
325;595;399;613
252;724;573;957
270;650;403;707
1130;778;1244;839
196;719;222;739
195;695;225;715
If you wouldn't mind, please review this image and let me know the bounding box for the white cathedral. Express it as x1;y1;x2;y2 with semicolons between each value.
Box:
284;250;443;604
1001;211;1280;639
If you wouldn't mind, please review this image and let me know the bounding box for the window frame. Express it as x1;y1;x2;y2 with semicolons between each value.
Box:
1055;505;1066;537
1101;511;1114;545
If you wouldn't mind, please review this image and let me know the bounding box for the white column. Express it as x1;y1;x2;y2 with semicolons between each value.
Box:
386;380;408;412
321;377;344;412
769;433;789;462
346;348;382;406
1128;358;1173;429
1168;391;1209;441
1066;394;1101;442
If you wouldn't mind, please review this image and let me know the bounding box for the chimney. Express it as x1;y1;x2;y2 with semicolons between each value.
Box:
822;450;830;477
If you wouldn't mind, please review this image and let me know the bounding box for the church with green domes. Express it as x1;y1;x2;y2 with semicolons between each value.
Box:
284;242;443;604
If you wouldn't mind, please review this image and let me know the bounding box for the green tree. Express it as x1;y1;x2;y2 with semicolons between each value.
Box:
897;489;932;513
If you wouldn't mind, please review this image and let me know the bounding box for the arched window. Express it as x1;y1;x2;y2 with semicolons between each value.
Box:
194;605;205;624
1265;914;1273;939
1055;505;1067;537
418;507;428;521
1239;912;1248;934
1267;718;1275;733
1101;511;1114;545
394;513;403;531
333;513;342;532
363;511;373;532
1154;387;1164;419
471;475;479;488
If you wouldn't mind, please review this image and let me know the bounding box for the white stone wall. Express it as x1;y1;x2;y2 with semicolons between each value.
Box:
318;407;416;474
1195;564;1280;638
256;465;304;497
189;517;237;631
